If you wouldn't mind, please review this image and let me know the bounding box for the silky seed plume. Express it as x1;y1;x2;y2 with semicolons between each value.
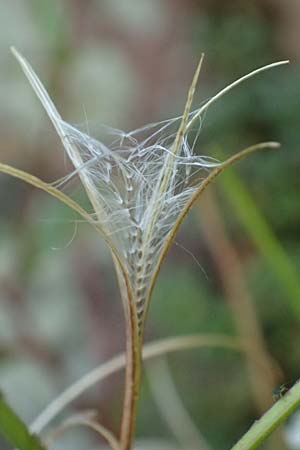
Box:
11;47;288;333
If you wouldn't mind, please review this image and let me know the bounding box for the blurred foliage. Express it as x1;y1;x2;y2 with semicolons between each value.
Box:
217;158;300;315
0;1;300;450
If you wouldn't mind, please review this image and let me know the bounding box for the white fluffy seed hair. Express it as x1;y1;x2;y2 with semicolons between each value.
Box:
11;47;288;328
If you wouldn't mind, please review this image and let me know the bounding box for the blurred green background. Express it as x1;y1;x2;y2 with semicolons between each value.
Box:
0;1;300;449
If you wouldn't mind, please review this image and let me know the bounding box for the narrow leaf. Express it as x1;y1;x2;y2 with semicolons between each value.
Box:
0;393;45;450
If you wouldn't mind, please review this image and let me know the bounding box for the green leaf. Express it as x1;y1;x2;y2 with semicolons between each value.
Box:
0;393;45;450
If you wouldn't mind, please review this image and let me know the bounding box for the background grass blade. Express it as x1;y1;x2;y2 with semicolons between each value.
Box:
218;163;300;316
0;393;45;450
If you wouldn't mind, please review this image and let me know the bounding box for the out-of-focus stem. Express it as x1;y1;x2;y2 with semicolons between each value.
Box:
30;334;243;435
147;358;212;450
197;189;286;449
198;189;281;409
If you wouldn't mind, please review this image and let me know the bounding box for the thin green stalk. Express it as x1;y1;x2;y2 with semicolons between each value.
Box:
231;378;300;450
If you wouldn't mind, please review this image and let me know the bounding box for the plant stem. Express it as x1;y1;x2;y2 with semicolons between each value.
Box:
115;263;142;450
120;339;142;450
119;317;142;450
230;379;300;450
